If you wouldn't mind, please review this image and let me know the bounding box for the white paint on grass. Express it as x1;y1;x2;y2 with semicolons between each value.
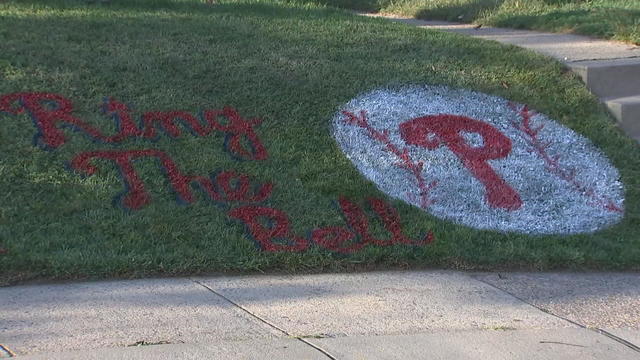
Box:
332;85;624;234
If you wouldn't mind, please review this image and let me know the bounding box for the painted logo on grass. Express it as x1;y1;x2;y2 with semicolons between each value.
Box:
332;85;624;234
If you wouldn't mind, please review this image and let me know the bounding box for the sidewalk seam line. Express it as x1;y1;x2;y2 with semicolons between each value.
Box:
0;344;16;358
473;276;640;353
190;278;338;360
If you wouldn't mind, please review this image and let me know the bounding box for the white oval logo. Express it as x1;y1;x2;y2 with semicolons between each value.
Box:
332;85;624;234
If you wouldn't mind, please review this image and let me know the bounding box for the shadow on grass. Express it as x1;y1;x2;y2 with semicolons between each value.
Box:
413;0;504;23
5;0;345;19
8;0;207;11
276;0;382;12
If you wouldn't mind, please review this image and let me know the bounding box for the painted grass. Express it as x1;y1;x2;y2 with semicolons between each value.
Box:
0;0;639;284
312;0;640;44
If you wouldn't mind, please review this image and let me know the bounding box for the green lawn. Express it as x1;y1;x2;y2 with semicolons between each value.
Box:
315;0;640;44
1;0;639;284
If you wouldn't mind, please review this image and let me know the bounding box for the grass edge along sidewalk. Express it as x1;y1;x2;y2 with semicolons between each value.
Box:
0;0;639;285
307;0;640;45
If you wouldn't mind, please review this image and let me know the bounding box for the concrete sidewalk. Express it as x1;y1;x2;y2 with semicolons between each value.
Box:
361;14;640;63
1;271;639;359
360;13;640;141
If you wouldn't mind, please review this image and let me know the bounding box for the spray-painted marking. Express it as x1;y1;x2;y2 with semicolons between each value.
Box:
0;92;267;160
507;104;622;213
333;86;624;234
1;91;435;253
400;113;522;211
70;149;273;210
231;197;433;253
342;110;438;209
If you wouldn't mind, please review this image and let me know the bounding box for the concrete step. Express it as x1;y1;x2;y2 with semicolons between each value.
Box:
569;58;640;99
605;95;640;141
357;13;640;141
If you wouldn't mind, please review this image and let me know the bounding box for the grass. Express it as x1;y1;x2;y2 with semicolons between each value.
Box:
0;0;639;284
310;0;640;44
